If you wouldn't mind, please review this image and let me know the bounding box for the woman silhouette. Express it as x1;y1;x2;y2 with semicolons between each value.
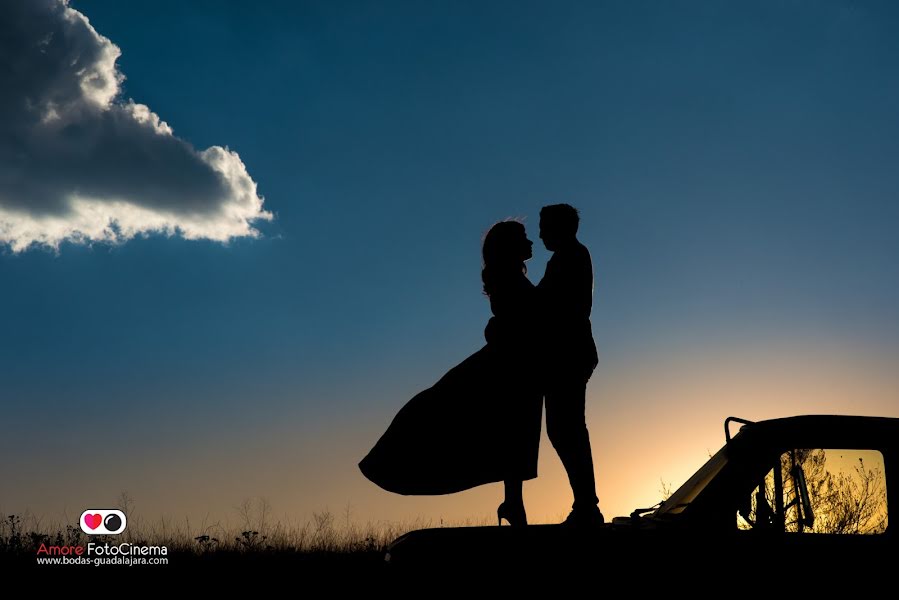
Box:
359;221;542;526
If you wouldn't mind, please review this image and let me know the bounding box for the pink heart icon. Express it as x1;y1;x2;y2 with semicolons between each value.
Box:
84;513;102;530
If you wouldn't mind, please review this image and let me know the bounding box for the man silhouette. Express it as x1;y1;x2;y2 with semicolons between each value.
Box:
537;204;604;525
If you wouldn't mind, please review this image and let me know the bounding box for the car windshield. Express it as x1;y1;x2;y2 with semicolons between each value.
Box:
653;444;728;517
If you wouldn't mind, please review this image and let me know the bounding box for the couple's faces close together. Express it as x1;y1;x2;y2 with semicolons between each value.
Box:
517;217;562;263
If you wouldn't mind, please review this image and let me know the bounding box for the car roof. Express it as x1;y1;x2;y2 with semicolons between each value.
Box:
732;414;899;450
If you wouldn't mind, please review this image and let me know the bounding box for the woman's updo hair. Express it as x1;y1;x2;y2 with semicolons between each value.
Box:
481;220;527;297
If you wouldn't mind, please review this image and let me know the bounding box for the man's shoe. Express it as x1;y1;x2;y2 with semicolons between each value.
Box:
562;505;605;527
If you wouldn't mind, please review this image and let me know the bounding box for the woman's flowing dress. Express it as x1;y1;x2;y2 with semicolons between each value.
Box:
358;272;543;494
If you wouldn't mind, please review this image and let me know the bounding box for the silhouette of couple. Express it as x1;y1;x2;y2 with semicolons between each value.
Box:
359;204;603;526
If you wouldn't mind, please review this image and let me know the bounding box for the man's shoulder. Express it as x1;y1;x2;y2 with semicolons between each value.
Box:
565;241;592;266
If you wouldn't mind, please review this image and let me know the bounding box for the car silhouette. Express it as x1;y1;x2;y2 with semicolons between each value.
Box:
383;414;896;577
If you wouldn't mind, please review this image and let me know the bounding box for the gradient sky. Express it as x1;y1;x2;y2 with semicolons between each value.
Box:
3;0;899;529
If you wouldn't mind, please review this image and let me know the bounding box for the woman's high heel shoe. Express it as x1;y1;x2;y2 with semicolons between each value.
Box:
497;501;528;527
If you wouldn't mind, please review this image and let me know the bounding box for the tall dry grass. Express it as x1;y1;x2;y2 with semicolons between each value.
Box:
0;495;494;556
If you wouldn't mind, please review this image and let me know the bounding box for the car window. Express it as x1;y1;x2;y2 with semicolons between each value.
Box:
737;449;888;534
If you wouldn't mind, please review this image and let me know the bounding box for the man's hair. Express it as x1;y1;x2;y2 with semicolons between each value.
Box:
540;203;580;235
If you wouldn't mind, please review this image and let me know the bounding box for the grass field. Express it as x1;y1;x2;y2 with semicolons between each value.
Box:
0;498;497;576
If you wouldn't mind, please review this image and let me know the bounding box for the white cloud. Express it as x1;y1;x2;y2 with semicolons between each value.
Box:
0;0;272;252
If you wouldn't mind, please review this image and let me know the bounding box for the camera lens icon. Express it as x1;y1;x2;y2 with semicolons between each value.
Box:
80;509;127;535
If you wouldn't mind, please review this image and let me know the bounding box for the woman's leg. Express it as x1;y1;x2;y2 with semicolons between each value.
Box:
499;479;527;526
504;479;523;506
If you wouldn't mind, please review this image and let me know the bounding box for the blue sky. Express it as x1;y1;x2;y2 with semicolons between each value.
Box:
2;0;899;524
